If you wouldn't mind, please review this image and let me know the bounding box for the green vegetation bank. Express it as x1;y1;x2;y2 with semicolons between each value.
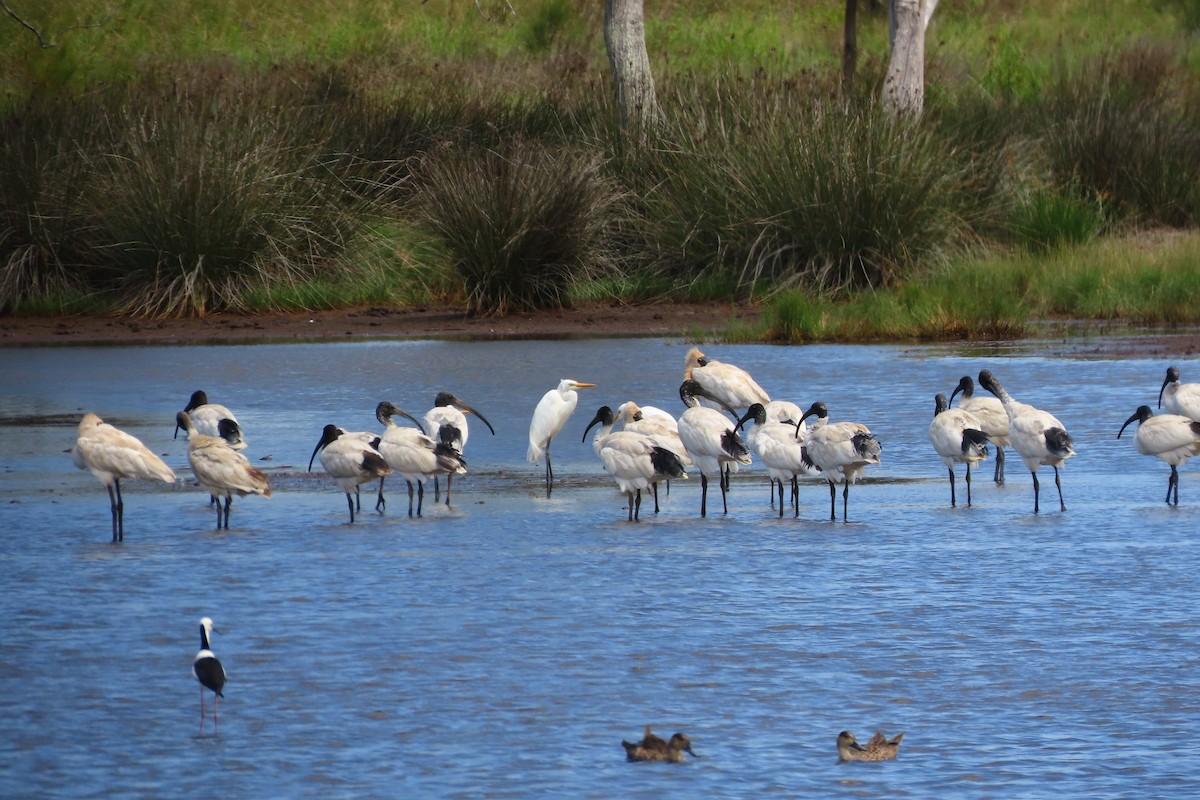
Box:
3;0;1200;341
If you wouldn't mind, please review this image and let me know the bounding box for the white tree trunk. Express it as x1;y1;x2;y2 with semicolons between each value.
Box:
884;0;926;117
604;0;660;137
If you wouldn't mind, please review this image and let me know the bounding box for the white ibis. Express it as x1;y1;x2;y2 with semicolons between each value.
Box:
617;401;692;505
1158;366;1200;420
375;401;466;517
423;391;494;505
176;411;272;529
928;393;990;508
683;347;770;411
583;407;687;520
72;413;177;542
796;402;881;522
677;380;752;517
174;390;246;450
737;402;815;518
527;379;595;496
1118;405;1200;506
193;617;226;735
950;375;1010;483
977;369;1075;514
622;727;700;763
308;425;391;522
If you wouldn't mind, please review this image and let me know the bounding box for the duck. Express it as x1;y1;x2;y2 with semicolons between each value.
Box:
837;730;904;762
622;726;699;763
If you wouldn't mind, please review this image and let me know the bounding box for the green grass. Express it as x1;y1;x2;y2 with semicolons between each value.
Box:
4;1;1200;335
755;232;1200;341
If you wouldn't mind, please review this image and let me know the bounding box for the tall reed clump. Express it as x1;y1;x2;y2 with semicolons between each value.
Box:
76;69;378;318
0;95;101;312
640;88;976;297
412;138;621;315
1039;46;1200;228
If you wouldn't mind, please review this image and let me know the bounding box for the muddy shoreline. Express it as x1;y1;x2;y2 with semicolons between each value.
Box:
3;304;1200;356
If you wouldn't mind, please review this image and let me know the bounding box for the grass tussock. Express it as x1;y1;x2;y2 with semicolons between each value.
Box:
413;138;621;315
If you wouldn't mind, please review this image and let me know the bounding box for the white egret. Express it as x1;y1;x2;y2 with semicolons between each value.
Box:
950;375;1010;483
176;411;272;529
796;402;881;522
527;379;595;496
309;425;391;522
928;393;990;508
977;369;1075;514
72;412;177;542
1117;405;1200;506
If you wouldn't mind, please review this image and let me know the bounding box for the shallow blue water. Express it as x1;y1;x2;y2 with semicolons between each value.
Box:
1;337;1198;798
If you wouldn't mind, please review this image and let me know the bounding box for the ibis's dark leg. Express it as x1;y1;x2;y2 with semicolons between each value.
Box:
107;482;122;542
416;481;425;517
444;473;453;506
626;491;634;521
769;479;776;509
966;463;973;507
634;489;642;521
700;474;708;518
1168;465;1179;506
777;479;784;518
1053;466;1065;511
1032;471;1041;514
791;476;800;517
948;467;957;508
222;496;232;529
720;473;729;514
842;482;850;522
995;447;1005;484
345;492;356;523
406;480;415;517
434;476;440;503
652;482;660;514
375;477;386;511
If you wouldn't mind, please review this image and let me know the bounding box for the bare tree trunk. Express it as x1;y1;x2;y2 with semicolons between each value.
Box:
604;0;661;138
843;0;858;89
883;0;925;117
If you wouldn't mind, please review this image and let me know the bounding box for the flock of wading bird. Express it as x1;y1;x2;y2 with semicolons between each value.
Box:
70;351;1200;540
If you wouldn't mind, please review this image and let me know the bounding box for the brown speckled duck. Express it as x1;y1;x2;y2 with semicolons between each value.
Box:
837;730;904;762
622;727;699;763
